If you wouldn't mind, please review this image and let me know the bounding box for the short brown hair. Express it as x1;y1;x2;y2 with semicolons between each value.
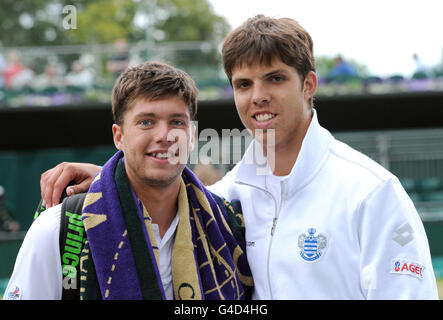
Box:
222;15;316;83
112;61;198;126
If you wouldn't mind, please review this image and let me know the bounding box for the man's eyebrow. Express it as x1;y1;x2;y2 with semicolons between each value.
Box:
169;113;189;118
134;112;189;120
134;112;156;119
232;69;288;83
263;69;288;78
232;77;249;84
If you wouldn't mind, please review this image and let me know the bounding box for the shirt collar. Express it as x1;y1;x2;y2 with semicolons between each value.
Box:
129;180;179;231
235;109;332;197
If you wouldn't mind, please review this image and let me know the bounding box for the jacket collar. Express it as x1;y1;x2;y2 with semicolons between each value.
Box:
234;109;332;198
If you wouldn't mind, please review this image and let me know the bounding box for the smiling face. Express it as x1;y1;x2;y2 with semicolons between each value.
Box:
113;95;195;189
231;59;317;151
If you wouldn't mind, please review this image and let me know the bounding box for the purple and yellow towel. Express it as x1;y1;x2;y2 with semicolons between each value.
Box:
79;151;253;300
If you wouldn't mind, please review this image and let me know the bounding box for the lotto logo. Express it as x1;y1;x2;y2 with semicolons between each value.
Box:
391;259;424;279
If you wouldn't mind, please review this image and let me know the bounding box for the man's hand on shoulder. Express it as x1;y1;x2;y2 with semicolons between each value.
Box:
40;162;101;208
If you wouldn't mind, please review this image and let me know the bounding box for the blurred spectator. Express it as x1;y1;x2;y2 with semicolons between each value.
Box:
0;186;20;232
65;60;94;88
106;38;130;78
3;50;34;89
193;163;223;186
327;55;357;82
0;51;6;87
412;53;430;79
32;63;63;91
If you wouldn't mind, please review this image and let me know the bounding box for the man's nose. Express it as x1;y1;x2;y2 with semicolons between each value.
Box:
153;122;173;144
252;83;271;106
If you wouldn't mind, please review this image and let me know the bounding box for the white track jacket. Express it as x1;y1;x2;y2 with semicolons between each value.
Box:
208;110;438;300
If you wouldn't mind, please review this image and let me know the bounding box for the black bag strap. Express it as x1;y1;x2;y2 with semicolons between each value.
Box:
34;182;72;221
59;193;87;300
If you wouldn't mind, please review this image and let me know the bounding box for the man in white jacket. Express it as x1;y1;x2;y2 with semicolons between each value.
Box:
37;15;438;299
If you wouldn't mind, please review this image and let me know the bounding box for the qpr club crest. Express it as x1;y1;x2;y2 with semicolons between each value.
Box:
298;228;327;262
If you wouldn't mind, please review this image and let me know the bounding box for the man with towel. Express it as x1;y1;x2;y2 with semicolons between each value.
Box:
35;15;438;299
4;61;252;300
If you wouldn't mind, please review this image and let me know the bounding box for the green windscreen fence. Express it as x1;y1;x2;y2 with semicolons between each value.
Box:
2;128;443;297
0;145;117;231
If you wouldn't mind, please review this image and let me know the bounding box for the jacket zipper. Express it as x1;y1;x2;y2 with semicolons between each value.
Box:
267;181;284;300
235;181;283;300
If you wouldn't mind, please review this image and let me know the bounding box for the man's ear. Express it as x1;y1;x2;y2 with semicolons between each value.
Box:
303;71;318;101
112;124;123;150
